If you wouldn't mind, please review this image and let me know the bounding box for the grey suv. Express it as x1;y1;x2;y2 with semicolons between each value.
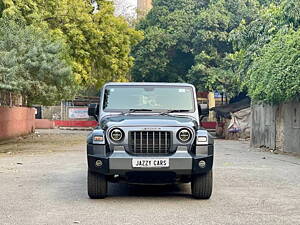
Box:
87;83;214;199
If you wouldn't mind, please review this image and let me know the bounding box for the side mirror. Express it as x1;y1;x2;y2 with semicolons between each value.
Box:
199;104;209;116
198;104;209;122
88;104;99;121
198;104;202;116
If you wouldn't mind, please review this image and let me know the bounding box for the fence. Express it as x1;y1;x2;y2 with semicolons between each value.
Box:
35;98;99;128
251;102;300;154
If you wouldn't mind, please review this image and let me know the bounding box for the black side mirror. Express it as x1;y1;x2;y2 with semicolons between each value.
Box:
198;104;202;116
198;104;209;122
88;104;99;121
198;104;204;122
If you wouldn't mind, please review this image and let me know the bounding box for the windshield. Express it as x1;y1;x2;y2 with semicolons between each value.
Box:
103;85;195;113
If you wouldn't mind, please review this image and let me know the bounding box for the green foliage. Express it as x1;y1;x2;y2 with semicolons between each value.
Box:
132;0;260;97
283;0;300;28
0;19;75;105
230;0;300;103
0;1;4;16
133;0;300;103
187;0;260;96
1;0;143;89
247;29;300;104
2;0;298;105
133;0;199;83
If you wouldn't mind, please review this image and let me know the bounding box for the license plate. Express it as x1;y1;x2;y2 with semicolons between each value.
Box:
132;158;170;168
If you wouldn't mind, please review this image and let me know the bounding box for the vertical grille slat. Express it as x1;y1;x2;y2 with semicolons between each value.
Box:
140;132;142;154
159;132;161;153
146;132;149;154
165;132;167;153
152;131;155;152
129;131;171;155
134;132;136;152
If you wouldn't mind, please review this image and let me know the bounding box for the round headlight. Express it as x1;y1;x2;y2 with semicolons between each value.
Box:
177;129;192;143
110;128;124;142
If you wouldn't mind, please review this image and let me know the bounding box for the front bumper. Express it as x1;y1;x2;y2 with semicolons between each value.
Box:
87;145;213;176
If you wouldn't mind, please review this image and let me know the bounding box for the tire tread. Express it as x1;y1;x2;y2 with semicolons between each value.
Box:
88;170;107;199
191;170;213;199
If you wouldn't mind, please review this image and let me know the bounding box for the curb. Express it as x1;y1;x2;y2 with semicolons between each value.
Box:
59;127;94;131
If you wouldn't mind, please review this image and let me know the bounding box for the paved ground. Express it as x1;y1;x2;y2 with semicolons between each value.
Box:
0;130;299;225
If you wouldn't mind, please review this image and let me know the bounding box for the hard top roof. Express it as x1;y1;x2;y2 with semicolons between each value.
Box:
104;82;195;87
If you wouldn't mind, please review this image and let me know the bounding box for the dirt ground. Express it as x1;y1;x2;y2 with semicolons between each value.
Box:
0;129;88;154
0;129;299;225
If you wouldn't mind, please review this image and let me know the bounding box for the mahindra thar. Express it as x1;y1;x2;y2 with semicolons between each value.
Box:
87;83;214;199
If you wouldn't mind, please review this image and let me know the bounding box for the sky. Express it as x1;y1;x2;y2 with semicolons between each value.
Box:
128;0;137;7
113;0;137;17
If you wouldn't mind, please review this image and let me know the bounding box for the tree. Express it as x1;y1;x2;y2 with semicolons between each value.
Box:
133;0;300;103
247;29;300;103
230;0;300;103
132;0;259;97
0;19;74;105
1;0;143;89
132;0;205;83
188;0;259;95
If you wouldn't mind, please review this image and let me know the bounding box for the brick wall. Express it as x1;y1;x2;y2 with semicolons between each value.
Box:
0;107;35;140
35;119;55;129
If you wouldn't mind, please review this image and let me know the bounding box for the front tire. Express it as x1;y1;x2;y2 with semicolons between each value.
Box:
88;170;107;199
191;170;213;199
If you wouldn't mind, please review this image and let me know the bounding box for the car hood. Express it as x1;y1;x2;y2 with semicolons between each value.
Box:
100;114;198;130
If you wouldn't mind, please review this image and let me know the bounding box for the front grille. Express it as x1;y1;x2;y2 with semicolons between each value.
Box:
129;131;171;154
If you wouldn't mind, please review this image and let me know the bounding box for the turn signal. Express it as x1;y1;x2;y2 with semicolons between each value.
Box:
94;136;104;142
197;136;207;143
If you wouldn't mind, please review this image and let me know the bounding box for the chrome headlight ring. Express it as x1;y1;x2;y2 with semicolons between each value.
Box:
177;128;192;143
109;128;124;142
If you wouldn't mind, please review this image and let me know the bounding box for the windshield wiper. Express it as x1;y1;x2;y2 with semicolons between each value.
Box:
160;109;190;115
128;109;153;113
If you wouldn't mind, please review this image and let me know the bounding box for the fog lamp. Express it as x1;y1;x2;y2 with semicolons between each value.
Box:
95;160;103;167
198;160;206;168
